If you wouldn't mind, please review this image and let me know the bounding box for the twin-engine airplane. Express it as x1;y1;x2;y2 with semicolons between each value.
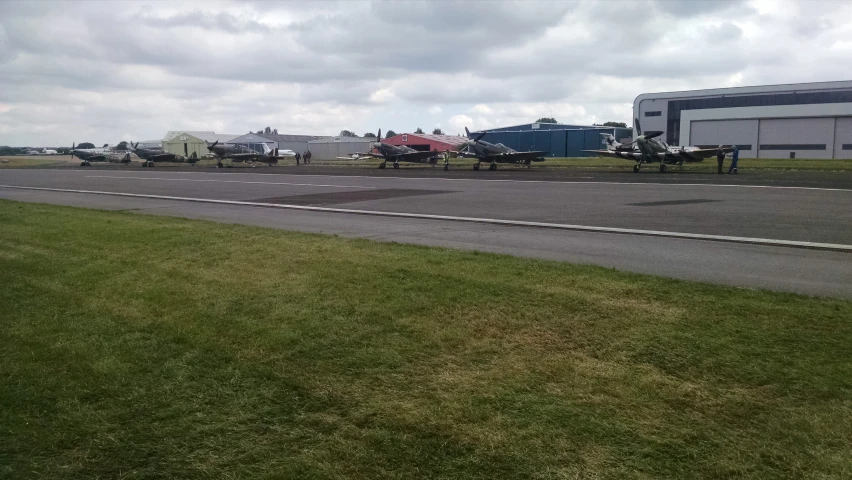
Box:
583;119;730;172
461;127;546;170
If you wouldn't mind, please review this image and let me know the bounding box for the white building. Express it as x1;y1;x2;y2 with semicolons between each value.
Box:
633;80;852;159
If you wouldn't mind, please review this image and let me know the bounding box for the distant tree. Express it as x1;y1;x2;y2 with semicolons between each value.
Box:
116;141;129;150
77;142;95;149
340;130;357;137
414;127;424;134
273;129;278;134
264;126;272;134
363;132;376;138
432;128;444;135
535;117;557;124
594;121;628;128
385;130;397;138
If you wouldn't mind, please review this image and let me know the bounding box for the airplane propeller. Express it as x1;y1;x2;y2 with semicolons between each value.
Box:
207;140;219;151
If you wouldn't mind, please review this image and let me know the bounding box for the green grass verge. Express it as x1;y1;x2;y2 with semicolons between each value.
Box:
308;156;852;172
0;156;75;168
1;200;851;479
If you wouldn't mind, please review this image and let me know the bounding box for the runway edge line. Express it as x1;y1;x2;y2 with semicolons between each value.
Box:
3;184;851;253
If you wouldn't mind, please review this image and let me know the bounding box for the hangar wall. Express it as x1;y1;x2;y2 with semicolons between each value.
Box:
635;80;852;159
475;126;632;157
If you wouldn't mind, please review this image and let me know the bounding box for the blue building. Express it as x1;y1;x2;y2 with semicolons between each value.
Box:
470;122;633;157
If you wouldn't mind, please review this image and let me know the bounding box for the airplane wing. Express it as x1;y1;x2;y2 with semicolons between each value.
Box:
395;150;439;163
226;153;262;161
583;149;642;160
485;151;547;163
149;153;179;162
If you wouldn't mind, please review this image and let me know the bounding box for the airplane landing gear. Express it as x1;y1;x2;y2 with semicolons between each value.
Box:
659;163;667;173
378;162;386;169
80;161;90;167
633;163;640;173
443;164;449;171
216;162;224;168
489;162;497;171
393;162;399;169
141;161;148;167
473;162;480;171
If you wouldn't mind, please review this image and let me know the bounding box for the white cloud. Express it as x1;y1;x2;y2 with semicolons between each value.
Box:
1;0;851;146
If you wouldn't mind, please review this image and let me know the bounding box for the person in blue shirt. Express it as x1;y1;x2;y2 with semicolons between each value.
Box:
728;144;740;174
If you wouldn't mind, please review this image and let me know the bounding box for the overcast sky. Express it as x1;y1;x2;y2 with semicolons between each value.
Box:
1;0;850;146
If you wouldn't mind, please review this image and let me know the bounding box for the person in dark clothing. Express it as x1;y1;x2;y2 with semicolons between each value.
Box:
295;152;301;165
716;145;725;174
306;151;312;164
727;145;740;174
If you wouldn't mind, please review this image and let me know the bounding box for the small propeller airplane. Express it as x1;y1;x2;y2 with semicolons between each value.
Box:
70;143;131;166
583;118;732;172
359;129;441;169
460;127;546;170
130;142;198;167
205;141;285;168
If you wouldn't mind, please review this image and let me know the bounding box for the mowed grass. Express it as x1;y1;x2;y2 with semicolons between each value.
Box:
0;156;76;168
302;156;852;172
1;200;851;479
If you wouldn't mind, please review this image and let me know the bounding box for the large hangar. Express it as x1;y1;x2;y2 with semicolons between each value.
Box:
470;123;633;157
634;80;852;159
308;135;374;160
381;133;467;152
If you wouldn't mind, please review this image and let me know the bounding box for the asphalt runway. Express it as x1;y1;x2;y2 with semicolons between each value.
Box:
2;167;852;298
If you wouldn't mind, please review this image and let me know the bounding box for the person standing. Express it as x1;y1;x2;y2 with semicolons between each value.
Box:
295;152;301;166
306;151;312;164
727;144;740;174
443;150;449;171
716;145;725;174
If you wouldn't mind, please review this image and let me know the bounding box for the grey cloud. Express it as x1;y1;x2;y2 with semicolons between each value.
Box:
2;0;851;147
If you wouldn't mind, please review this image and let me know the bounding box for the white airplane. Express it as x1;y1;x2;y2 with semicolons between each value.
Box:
335;153;373;160
43;149;58;155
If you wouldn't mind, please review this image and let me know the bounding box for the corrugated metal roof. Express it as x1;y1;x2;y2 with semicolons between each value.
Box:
162;131;214;141
394;133;468;145
256;133;331;143
162;131;240;143
309;136;374;144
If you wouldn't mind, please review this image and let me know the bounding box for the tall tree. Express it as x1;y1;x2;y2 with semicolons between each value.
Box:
340;130;357;137
116;141;129;150
363;132;376;138
77;142;95;149
385;130;397;138
596;121;627;128
414;127;424;134
432;128;444;135
535;117;557;124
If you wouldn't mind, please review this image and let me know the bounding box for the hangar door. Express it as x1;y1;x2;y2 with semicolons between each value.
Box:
758;118;834;159
689;120;757;158
834;117;852;159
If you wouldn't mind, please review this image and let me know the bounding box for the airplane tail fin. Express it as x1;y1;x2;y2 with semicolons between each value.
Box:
600;133;619;149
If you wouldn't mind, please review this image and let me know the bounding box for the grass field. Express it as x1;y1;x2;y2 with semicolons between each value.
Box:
307;156;852;172
1;200;851;479
0;156;75;168
4;154;852;172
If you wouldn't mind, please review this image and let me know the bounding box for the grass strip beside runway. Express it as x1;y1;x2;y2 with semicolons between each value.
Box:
1;200;851;479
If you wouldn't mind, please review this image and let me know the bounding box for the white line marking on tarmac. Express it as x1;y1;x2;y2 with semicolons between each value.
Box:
3;184;851;252
74;171;852;192
85;175;376;189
